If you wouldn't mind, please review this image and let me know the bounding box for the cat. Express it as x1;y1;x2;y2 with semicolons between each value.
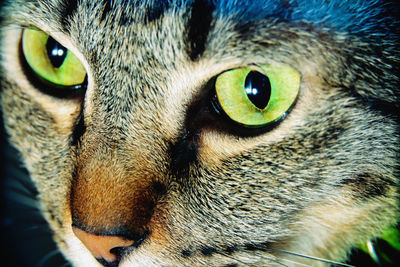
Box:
0;0;399;266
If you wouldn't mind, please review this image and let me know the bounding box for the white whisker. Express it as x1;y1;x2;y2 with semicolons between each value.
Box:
253;246;355;267
252;252;289;267
59;261;73;267
278;257;313;267
217;250;289;267
37;249;62;267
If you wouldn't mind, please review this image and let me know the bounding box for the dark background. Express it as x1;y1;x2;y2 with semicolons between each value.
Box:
0;111;69;266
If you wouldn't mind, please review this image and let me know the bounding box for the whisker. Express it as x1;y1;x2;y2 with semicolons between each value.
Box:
7;183;37;200
38;249;62;267
22;224;53;233
253;246;355;267
60;262;73;267
4;205;40;213
12;175;39;196
252;252;289;267
278;257;312;267
217;250;289;267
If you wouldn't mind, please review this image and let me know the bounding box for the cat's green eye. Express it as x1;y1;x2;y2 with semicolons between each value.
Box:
215;65;300;127
22;28;87;87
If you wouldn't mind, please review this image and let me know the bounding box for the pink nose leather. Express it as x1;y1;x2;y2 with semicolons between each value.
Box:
72;227;135;262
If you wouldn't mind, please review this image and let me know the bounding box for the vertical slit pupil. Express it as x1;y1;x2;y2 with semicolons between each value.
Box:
244;71;271;110
46;36;68;68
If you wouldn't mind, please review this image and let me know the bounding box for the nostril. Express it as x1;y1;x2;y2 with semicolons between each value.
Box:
72;227;135;264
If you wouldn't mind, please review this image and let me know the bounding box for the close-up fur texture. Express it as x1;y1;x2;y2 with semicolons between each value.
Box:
0;0;399;266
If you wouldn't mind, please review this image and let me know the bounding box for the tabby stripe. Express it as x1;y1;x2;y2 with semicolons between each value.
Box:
59;0;79;33
100;0;113;23
71;106;86;146
186;0;215;61
144;1;171;24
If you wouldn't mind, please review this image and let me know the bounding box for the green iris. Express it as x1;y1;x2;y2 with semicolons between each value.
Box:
22;28;86;87
215;65;300;127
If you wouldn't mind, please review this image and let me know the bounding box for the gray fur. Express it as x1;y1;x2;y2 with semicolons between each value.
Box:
1;0;399;266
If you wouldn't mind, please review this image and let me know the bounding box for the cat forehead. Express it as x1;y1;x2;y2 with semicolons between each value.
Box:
9;0;395;62
10;0;392;35
9;0;396;73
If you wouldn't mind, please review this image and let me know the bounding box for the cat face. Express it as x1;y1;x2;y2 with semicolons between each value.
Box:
1;0;399;266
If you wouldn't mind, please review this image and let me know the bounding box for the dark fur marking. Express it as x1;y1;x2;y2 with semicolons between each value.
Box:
348;86;400;120
119;14;132;26
306;125;344;151
340;173;392;198
71;107;86;146
100;0;112;22
144;1;171;24
201;246;217;256
244;243;257;251
132;230;150;248
47;208;56;221
181;249;192;257
225;245;238;254
169;131;199;175
168;81;217;176
151;181;167;195
60;0;78;33
366;99;400;120
186;0;215;60
168;81;215;173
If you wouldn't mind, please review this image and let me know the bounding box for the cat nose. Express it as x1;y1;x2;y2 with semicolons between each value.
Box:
72;226;134;264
